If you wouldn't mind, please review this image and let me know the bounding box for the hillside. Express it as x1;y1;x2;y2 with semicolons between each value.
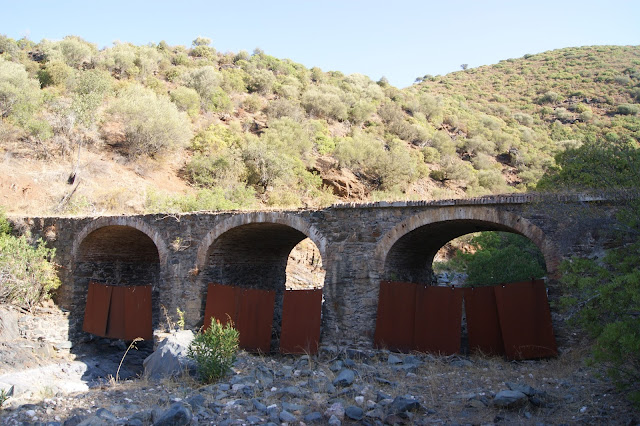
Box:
0;36;639;215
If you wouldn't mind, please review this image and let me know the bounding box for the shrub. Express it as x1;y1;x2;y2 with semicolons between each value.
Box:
71;69;112;127
0;211;61;309
37;60;73;88
169;86;201;117
0;57;42;125
247;68;276;94
183;66;222;99
301;85;348;121
616;103;639;116
559;203;640;407
105;84;192;158
188;318;239;383
440;232;546;286
207;87;232;113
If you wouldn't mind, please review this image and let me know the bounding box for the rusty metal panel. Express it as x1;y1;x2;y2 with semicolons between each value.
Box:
374;281;417;352
106;286;126;339
204;283;238;330
124;285;153;341
463;287;504;356
413;286;463;355
494;280;558;360
280;289;323;354
236;288;275;353
83;282;112;336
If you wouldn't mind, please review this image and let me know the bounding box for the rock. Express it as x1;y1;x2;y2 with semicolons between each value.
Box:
282;401;305;413
328;414;342;425
388;395;422;416
142;330;195;380
279;386;303;398
506;382;537;396
345;405;364;420
186;394;205;408
303;411;323;423
493;390;528;408
329;360;343;372
450;358;474;367
94;408;117;422
346;348;371;360
387;354;403;364
332;369;355;387
63;415;86;426
324;401;345;420
279;410;297;422
246;415;262;424
153;402;193;426
254;365;274;386
376;391;392;402
252;398;267;413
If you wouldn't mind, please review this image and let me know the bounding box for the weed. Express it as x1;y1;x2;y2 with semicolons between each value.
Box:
188;317;239;383
116;337;143;382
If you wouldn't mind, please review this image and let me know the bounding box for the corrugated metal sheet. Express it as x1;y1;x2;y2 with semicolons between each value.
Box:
414;286;463;355
374;281;417;352
123;285;152;340
106;286;126;339
204;283;275;353
494;280;558;360
280;289;322;354
83;283;153;341
204;283;237;329
236;288;275;353
83;282;112;336
463;286;504;356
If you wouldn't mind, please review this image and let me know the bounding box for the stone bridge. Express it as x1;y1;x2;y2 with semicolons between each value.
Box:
18;192;627;347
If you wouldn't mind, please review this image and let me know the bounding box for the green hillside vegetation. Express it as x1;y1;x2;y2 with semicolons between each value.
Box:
0;35;639;213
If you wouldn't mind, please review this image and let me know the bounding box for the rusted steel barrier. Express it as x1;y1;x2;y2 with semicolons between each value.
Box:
374;279;557;359
463;286;505;356
280;289;323;354
83;282;152;341
414;286;463;355
494;279;558;360
374;281;417;352
204;283;275;353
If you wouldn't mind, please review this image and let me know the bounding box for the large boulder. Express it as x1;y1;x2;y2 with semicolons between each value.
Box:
143;330;195;380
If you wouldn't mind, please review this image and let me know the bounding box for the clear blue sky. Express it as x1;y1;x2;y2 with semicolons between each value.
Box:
2;0;639;88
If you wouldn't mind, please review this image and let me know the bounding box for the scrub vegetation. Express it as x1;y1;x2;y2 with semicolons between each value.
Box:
0;36;638;212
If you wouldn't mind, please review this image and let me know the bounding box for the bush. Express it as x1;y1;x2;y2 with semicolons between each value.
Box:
0;211;61;309
188;318;239;383
616;103;639;116
105;84;191;158
169;86;201;117
0;57;42;125
440;232;546;286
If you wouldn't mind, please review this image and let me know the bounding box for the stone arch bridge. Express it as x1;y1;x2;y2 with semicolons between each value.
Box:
19;192;626;346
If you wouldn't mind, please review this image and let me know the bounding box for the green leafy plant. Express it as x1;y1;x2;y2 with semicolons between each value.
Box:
176;307;185;330
188;318;239;383
435;232;546;286
0;210;61;309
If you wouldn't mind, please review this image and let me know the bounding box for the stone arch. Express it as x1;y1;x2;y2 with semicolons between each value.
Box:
375;206;559;282
71;217;169;335
72;216;169;267
195;212;326;273
194;212;327;351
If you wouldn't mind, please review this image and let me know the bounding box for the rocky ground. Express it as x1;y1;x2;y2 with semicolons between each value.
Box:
0;306;638;425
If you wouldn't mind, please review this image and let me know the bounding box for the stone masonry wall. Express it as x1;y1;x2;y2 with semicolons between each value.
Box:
16;193;627;348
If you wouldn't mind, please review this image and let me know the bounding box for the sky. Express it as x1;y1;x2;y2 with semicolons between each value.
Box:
1;0;639;88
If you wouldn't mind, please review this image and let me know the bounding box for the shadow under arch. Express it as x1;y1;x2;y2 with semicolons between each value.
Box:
194;212;327;350
70;217;169;339
375;206;558;284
